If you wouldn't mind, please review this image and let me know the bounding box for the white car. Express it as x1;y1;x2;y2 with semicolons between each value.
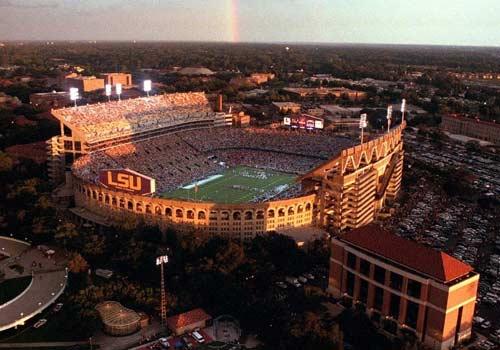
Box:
191;330;205;343
33;319;47;329
159;337;170;349
298;276;308;284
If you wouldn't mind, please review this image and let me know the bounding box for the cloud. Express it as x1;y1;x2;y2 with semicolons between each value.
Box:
0;0;59;8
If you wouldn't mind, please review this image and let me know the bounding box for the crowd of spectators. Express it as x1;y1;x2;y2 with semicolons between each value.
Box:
73;133;222;192
179;127;356;159
213;149;320;174
73;126;356;195
53;92;214;142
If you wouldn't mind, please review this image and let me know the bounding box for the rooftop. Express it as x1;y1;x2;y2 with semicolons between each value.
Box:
167;308;211;330
340;224;474;284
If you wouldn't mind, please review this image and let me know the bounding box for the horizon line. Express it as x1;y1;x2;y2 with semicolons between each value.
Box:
0;39;499;49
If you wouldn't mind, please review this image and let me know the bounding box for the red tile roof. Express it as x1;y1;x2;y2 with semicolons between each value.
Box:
341;224;473;283
167;308;211;331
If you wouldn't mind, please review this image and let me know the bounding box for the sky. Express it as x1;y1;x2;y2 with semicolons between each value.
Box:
0;0;499;46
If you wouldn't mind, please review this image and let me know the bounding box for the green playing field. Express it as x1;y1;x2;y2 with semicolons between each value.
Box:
162;166;297;204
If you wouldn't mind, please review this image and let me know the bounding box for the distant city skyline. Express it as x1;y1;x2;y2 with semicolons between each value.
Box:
0;0;499;47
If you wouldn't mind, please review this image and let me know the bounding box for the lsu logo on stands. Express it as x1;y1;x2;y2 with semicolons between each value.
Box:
98;168;156;195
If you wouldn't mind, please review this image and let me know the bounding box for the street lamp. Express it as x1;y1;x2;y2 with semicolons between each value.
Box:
401;98;406;123
143;80;152;97
116;83;122;101
156;255;169;327
69;87;79;107
359;113;367;144
105;84;112;102
386;105;393;132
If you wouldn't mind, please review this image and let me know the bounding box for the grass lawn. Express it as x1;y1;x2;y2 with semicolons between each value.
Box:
0;276;32;305
163;166;296;204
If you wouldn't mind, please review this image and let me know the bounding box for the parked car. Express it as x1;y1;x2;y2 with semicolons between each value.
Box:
159;337;170;349
285;277;301;287
304;273;315;280
34;319;47;329
191;330;205;343
276;281;287;289
53;302;63;312
298;276;308;284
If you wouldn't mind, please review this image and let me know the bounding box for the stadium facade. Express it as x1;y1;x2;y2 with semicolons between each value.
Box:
48;92;405;239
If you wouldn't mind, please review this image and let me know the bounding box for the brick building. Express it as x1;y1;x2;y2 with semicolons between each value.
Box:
65;75;104;92
328;225;479;350
101;73;132;87
441;114;500;145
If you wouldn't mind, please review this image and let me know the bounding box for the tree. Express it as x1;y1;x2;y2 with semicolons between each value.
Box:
68;253;89;274
55;222;79;248
0;152;13;173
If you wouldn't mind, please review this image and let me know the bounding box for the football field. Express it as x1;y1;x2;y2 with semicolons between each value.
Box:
163;166;296;204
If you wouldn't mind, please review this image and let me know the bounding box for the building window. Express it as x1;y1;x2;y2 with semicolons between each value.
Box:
64;140;73;150
360;259;370;276
407;279;421;299
346;271;355;296
405;301;419;330
389;294;400;319
390;272;403;291
347;252;356;269
359;279;368;304
373;286;384;311
374;265;386;284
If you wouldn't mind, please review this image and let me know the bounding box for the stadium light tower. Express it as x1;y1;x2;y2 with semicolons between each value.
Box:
105;84;112;102
69;87;79;107
359;113;367;144
116;83;122;101
386;105;393;132
401;98;406;123
143;80;152;97
156;254;169;327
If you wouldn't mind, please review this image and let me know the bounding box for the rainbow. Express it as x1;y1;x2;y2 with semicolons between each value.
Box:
227;0;239;42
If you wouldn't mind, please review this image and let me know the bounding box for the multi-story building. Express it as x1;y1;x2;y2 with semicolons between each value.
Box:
283;87;367;101
272;102;301;114
29;91;71;111
65;75;105;92
101;73;132;87
328;224;479;350
441;114;500;145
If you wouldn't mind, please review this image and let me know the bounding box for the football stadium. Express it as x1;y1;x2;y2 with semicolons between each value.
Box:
48;92;405;239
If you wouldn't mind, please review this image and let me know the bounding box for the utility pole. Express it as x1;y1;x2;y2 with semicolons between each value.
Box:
156;255;169;326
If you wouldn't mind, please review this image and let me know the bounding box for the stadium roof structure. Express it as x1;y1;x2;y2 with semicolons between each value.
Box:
51;92;214;143
95;301;141;328
340;224;474;284
177;67;215;76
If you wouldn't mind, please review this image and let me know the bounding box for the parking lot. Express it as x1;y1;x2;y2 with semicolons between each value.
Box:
385;135;500;349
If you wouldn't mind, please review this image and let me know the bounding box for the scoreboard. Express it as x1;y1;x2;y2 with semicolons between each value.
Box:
284;114;324;130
